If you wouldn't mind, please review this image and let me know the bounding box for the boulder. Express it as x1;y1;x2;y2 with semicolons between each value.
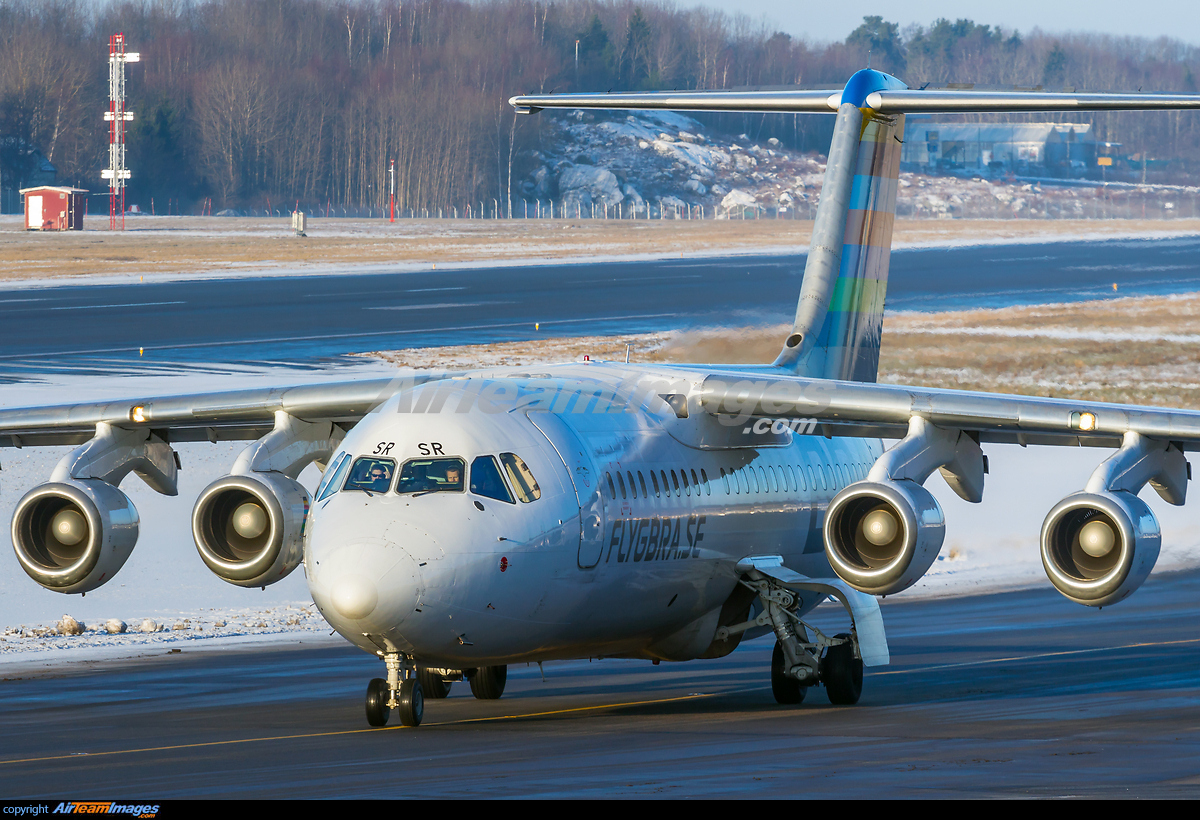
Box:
57;615;84;636
721;189;758;211
559;165;624;216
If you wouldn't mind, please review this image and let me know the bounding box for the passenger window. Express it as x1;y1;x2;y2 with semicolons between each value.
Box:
317;453;351;502
627;471;638;499
750;468;760;494
700;469;710;496
737;468;748;495
396;457;465;494
720;468;731;495
681;469;690;496
617;471;628;500
660;470;670;497
500;453;541;502
638;471;648;498
670;470;680;496
344;457;396;494
470;456;514;504
651;471;661;497
767;466;778;493
606;472;616;500
690;469;700;495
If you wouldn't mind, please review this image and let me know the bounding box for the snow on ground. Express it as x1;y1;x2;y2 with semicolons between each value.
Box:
3;341;1200;668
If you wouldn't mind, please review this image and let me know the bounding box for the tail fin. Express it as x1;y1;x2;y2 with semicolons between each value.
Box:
774;69;906;383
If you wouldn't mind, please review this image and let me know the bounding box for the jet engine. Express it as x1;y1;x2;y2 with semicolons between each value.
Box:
192;472;310;588
823;480;946;596
1040;491;1160;607
11;479;139;594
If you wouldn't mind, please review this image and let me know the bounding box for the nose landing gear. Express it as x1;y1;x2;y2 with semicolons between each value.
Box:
365;652;424;727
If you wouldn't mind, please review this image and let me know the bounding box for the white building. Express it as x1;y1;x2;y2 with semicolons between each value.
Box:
901;122;1097;174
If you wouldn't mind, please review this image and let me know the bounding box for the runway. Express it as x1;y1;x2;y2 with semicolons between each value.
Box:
3;570;1200;798
2;233;1199;376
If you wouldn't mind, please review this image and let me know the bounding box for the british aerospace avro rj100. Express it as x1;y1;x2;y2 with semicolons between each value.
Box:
8;69;1200;727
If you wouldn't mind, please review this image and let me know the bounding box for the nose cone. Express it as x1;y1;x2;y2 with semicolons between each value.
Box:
330;573;379;620
307;537;423;636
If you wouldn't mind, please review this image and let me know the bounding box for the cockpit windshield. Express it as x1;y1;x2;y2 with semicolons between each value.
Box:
342;457;396;493
500;452;541;502
470;455;515;504
396;457;466;494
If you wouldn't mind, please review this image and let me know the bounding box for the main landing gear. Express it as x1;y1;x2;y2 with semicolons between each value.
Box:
718;577;866;706
364;658;511;727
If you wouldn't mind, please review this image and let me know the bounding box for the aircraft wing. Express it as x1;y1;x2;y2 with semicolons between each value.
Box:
0;374;449;447
696;370;1200;450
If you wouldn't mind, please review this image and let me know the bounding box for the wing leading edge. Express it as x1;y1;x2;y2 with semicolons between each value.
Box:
0;374;451;447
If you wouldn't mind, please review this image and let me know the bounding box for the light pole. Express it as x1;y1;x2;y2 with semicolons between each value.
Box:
389;159;395;222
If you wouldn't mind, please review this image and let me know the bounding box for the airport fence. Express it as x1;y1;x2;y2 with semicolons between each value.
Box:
199;186;1200;222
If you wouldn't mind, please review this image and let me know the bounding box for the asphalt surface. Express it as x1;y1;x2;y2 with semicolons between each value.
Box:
2;570;1199;798
3;233;1200;375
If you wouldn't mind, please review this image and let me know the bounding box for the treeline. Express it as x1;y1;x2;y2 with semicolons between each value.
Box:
4;0;1200;212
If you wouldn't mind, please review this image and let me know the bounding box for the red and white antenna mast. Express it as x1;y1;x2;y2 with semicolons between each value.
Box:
103;33;138;230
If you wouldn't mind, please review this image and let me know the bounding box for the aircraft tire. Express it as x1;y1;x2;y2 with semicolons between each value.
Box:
397;678;424;727
821;633;863;706
770;641;808;705
468;665;507;699
365;678;390;727
417;667;452;699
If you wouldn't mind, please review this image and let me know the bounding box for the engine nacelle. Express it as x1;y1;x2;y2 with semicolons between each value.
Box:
11;480;139;594
1040;491;1160;607
823;479;946;596
192;472;310;588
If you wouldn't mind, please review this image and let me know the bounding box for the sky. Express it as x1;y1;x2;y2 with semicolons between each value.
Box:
675;1;1200;47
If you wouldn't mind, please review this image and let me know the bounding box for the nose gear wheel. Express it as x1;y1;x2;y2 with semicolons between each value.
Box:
364;651;424;727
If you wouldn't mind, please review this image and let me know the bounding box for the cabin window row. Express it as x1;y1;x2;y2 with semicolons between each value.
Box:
605;468;712;501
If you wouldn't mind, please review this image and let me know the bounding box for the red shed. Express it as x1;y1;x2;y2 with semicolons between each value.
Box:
21;186;88;231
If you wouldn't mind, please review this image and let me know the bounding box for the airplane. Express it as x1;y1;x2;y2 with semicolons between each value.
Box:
7;68;1200;729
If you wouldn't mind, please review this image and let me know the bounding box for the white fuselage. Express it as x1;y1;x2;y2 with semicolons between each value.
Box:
303;362;882;666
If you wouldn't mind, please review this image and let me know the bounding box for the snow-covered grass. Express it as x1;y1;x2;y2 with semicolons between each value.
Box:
5;210;1200;290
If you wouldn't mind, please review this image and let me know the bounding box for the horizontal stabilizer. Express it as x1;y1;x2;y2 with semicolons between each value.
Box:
510;89;841;114
511;88;1200;115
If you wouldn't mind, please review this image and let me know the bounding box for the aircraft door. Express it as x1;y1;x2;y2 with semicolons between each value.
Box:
526;412;605;568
